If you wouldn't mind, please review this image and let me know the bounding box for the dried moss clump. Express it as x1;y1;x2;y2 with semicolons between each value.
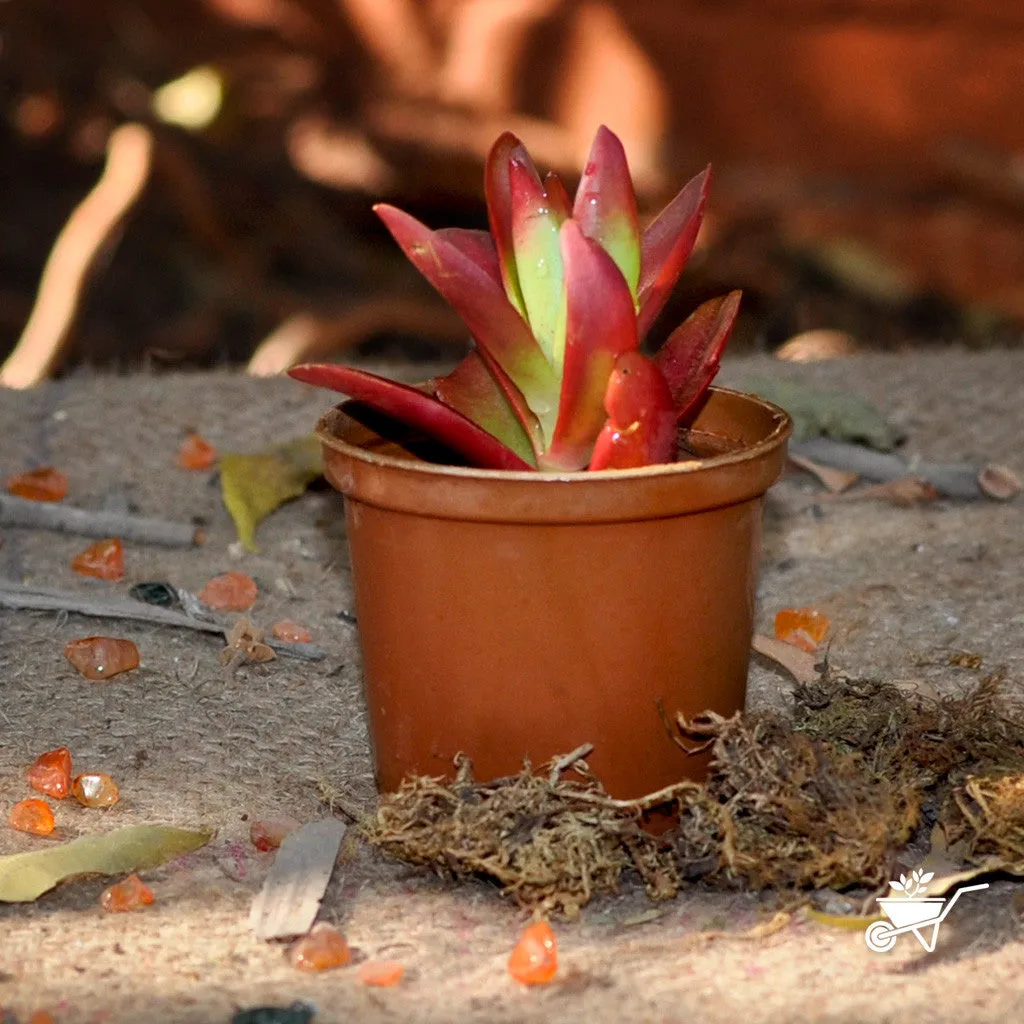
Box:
360;670;1024;912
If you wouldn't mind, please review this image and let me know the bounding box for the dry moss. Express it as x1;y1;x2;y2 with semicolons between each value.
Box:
358;669;1024;912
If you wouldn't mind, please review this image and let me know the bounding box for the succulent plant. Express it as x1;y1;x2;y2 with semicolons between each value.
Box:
290;125;740;472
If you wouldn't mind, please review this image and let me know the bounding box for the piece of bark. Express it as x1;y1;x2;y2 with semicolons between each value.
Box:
0;493;202;546
249;819;348;940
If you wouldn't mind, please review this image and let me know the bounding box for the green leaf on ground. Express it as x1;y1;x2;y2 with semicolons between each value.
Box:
220;434;323;551
737;376;903;451
0;824;213;902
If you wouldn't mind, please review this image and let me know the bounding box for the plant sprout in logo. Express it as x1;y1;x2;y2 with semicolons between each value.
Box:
888;868;934;899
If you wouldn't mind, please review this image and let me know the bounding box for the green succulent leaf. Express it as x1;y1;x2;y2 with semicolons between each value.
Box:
374;203;560;427
637;165;710;339
572;125;641;300
654;290;741;421
434;351;539;466
509;153;566;364
541;220;639;472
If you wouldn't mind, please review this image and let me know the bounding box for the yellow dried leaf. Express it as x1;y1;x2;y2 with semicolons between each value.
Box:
805;908;885;930
0;824;212;902
220;434;322;551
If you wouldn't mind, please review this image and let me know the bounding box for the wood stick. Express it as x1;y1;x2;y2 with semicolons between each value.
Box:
788;438;986;499
1;123;154;389
0;494;201;546
0;580;325;661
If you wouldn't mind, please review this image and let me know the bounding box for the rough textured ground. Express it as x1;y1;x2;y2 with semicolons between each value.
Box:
1;350;1023;1023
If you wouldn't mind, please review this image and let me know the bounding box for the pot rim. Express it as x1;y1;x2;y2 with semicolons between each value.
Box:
316;385;791;484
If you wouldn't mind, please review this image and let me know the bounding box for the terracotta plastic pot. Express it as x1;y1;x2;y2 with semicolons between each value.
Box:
317;386;790;801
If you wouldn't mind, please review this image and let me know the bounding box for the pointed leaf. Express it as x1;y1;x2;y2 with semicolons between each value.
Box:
541;220;638;472
436;228;502;289
654;290;741;422
485;132;528;317
544;171;573;220
573;125;641;298
509;154;565;362
589;352;677;470
289;363;534;471
434;351;538;466
473;343;546;456
373;204;559;426
637;166;711;338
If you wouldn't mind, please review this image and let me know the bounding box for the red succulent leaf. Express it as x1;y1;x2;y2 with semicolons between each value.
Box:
543;171;573;220
288;363;534;471
589;352;677;470
637;166;711;339
572;125;641;298
373;203;559;428
434;351;538;466
654;290;741;422
436;228;502;289
485;131;528;317
541;220;639;472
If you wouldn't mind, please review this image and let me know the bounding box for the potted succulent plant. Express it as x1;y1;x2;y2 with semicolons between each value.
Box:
290;126;790;802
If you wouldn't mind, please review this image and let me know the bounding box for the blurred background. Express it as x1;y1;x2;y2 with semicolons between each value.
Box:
3;0;1024;384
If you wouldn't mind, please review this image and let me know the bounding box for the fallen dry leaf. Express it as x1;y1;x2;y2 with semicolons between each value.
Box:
787;453;858;494
828;476;938;506
775;328;859;363
0;824;211;902
751;634;822;687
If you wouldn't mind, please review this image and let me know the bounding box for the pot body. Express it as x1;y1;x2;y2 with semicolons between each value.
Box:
318;387;790;799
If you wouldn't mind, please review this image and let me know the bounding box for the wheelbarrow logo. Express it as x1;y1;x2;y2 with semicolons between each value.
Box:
865;868;989;953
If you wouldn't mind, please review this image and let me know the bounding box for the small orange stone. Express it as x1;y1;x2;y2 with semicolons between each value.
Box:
774;607;831;653
4;466;68;502
71;537;124;581
9;798;56;836
250;815;301;852
508;920;558;985
64;636;140;679
27;746;73;799
198;571;258;612
271;620;312;644
288;923;352;972
357;960;405;987
100;873;154;912
71;772;120;808
176;432;218;470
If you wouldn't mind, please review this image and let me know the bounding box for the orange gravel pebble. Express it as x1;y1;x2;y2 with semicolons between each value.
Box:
26;746;73;799
288;923;351;972
357;960;405;987
271;620;312;644
71;772;120;808
249;816;301;852
176;432;218;470
774;607;831;653
71;537;124;581
508;920;558;985
4;466;68;502
9;798;56;836
100;873;154;912
64;637;140;679
198;571;258;611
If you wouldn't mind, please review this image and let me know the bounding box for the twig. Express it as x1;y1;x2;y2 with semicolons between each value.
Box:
0;494;202;546
569;779;701;812
789;438;1014;500
1;123;153;389
547;743;594;783
0;580;325;661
